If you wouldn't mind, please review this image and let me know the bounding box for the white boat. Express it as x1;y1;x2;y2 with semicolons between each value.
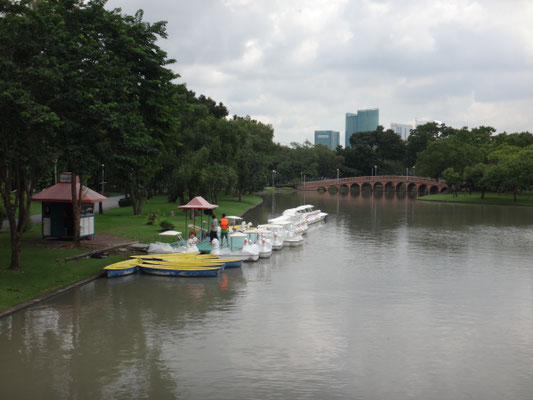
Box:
269;219;304;247
293;204;328;225
269;211;307;236
257;224;285;250
256;229;273;258
147;238;198;254
211;235;259;262
283;230;304;247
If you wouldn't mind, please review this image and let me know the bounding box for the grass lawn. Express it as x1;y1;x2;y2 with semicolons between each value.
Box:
95;193;262;243
419;191;533;207
0;193;262;312
0;228;122;310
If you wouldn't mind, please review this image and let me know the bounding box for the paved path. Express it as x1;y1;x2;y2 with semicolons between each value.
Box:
1;195;124;230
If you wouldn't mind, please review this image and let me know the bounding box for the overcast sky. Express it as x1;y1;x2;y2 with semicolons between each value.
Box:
105;0;533;145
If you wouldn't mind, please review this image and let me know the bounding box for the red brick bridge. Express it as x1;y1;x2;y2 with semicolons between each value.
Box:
297;175;448;195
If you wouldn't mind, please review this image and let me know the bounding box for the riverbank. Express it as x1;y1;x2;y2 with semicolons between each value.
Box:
0;194;262;313
419;192;533;207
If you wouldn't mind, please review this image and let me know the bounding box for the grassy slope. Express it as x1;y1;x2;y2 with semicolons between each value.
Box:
0;194;262;311
419;192;533;206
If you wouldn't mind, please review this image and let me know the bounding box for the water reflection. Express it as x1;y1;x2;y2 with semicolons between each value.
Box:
2;191;533;399
0;270;247;399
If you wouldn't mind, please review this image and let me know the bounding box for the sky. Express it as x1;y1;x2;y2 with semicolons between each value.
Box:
105;0;533;146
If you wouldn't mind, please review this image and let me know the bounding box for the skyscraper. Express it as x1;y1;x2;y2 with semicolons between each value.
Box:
314;130;340;150
391;123;413;141
345;113;358;148
345;108;379;148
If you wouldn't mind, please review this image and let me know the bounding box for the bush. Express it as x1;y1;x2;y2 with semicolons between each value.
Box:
159;220;174;231
118;197;132;207
147;211;157;225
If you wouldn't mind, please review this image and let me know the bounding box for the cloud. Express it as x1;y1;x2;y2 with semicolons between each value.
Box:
106;0;533;144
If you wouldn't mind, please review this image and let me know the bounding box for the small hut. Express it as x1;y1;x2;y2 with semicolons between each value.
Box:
32;172;107;239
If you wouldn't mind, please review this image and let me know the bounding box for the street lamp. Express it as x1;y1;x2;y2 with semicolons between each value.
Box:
300;171;303;183
412;166;415;177
101;163;105;194
99;163;105;214
272;170;276;187
374;165;378;179
336;168;339;182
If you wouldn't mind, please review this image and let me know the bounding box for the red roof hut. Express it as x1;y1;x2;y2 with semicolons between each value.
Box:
32;172;107;239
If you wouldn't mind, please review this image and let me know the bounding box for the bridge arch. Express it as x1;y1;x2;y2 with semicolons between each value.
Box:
350;183;360;193
418;184;428;196
384;182;395;192
361;182;373;191
396;182;406;192
429;185;439;194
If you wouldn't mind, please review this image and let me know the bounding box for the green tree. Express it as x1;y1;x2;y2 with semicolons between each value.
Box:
405;122;441;167
442;168;463;197
0;0;62;269
416;138;483;179
485;146;533;200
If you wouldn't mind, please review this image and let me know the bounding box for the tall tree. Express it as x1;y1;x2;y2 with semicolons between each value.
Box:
0;0;62;269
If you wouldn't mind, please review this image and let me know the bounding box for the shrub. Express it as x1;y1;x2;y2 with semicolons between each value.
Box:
118;197;132;207
159;220;174;231
147;211;157;225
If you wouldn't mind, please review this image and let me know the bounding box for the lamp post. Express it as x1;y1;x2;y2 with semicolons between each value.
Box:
54;159;58;184
336;168;339;182
374;165;377;179
412;166;415;177
300;171;303;183
272;170;276;188
99;163;105;214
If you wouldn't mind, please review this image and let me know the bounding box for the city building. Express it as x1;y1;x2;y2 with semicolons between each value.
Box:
391;123;413;141
345;108;379;148
314;130;340;150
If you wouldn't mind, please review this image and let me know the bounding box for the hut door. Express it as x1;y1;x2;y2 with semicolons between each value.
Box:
50;204;65;237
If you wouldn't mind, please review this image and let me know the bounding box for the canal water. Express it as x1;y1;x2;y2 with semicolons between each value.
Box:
2;191;533;399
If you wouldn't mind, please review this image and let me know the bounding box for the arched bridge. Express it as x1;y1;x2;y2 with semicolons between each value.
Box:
298;175;447;195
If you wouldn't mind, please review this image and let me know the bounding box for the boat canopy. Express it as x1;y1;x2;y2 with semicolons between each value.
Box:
159;230;182;236
229;232;247;237
177;196;218;210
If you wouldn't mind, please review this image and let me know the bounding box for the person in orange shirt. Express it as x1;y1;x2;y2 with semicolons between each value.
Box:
220;213;229;246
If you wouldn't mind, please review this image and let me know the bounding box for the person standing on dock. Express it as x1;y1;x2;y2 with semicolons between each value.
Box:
210;214;219;242
220;214;229;246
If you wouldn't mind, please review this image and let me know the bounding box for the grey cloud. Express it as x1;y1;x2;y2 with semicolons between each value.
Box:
106;0;533;143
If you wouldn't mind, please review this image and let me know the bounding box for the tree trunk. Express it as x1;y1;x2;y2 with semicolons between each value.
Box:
130;188;145;215
9;228;21;270
0;167;34;270
71;174;82;247
481;188;485;199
